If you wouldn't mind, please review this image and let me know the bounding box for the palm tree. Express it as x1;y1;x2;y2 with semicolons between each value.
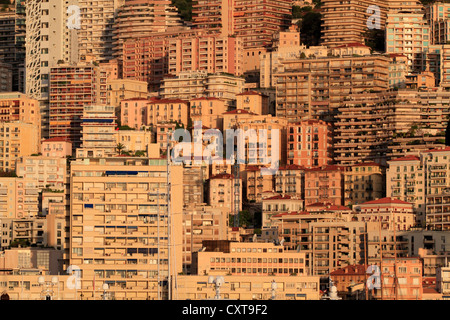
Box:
134;150;147;157
116;143;125;155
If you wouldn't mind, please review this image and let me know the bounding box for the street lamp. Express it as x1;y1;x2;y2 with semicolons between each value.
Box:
38;275;58;300
208;276;225;300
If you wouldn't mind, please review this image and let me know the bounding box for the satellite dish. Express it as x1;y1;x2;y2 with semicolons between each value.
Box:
216;276;224;287
208;276;215;284
271;280;277;290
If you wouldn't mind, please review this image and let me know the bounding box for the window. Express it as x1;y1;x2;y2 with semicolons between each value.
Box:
398;267;407;274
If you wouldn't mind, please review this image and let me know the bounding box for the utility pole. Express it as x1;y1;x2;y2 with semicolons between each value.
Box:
364;223;368;300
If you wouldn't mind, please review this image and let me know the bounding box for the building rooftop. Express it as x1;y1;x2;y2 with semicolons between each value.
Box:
360;197;412;206
210;173;234;180
304;165;345;172
427;146;450;153
334;42;369;48
42;137;71;143
352;161;383;167
263;195;293;201
236;90;267;97
389;155;421;162
330;264;366;276
223;109;258;115
277;164;305;171
148;98;188;104
190;97;223;101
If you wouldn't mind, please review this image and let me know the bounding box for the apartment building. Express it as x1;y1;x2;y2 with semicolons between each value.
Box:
354;197;416;231
25;0;79;102
236;90;269;115
45;210;66;250
437;264;450;298
303;165;345;207
386;10;432;73
398;230;450;277
304;220;368;276
107;79;148;109
386;146;450;230
424;146;450;231
373;257;423;300
168;35;244;76
245;166;275;203
329;265;367;295
41;137;72;158
122;28;201;91
49;64;108;149
261;43;330;91
115;129;154;156
78;105;117;157
345;162;386;207
160;71;245;107
287;120;333;168
0;121;39;173
69;156;184;300
274;54;390;121
182;205;228;274
0;63;12;93
0;271;74;300
274;164;304;198
335;92;396;166
190;97;228;131
182;165;206;207
147;98;190;128
41;190;66;216
425;1;450;45
262;195;304;229
439;44;450;87
174;274;320;300
386;154;426;224
390;90;449;159
192;241;307;277
154;122;177;155
191;0;292;50
15;156;67;191
77;0;125;63
208;173;242;215
0;247;63;273
269;207;352;249
388;53;409;89
334;89;449;166
260;25;304;89
0;92;41;133
0;5;24;92
0;177;39;219
222;111;288;166
320;0;388;47
120;98;151;130
113;0;183;60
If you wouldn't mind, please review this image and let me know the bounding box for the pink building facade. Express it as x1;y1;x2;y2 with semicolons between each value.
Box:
303;165;345;206
41;137;73;158
287;120;333;168
120;98;152;130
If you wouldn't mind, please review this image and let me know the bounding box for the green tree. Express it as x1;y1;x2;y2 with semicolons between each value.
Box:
364;29;385;52
134;150;147;157
297;11;322;46
116;143;126;155
172;0;192;21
